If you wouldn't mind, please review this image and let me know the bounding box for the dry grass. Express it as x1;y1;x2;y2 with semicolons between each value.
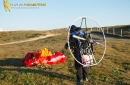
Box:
0;28;130;85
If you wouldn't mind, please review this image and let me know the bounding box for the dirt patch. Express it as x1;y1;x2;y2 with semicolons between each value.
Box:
0;34;60;46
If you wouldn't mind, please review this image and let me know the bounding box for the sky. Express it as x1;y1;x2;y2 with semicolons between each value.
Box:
0;0;130;31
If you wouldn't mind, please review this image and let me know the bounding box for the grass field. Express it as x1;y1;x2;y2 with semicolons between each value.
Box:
0;28;130;85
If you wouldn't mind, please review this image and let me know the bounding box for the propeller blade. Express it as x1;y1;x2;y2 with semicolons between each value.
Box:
73;35;105;47
73;35;86;40
94;41;105;47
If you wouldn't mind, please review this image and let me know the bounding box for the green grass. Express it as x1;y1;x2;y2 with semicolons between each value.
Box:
0;29;130;85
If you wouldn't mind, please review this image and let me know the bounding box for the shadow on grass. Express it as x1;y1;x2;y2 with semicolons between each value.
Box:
0;58;23;67
0;58;75;82
0;67;75;82
122;62;130;70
